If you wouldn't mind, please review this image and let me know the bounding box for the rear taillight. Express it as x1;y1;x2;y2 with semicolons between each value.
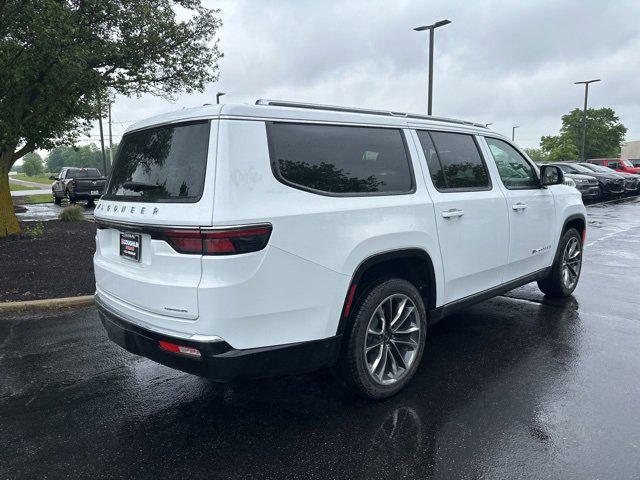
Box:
163;229;203;254
159;224;272;255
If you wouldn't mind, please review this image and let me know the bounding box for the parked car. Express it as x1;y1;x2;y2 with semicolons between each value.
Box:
577;162;640;195
559;171;600;201
548;162;625;198
628;159;640;168
93;101;586;399
51;167;107;205
587;158;640;175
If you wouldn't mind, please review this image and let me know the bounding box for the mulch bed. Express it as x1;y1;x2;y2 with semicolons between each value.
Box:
0;220;96;302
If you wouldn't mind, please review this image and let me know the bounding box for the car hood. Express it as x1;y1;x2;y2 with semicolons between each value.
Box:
583;172;624;181
565;173;597;181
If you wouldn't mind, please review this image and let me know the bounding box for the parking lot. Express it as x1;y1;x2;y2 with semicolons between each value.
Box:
1;197;639;480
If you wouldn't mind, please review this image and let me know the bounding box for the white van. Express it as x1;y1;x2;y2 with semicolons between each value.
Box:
94;100;586;399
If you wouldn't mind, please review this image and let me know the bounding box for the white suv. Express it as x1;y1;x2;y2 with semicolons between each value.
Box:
93;100;586;399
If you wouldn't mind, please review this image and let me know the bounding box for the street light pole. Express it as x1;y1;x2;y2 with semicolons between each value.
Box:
574;79;601;162
512;125;519;142
96;92;108;175
414;19;451;115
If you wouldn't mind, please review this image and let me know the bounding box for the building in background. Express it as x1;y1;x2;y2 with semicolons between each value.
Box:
621;140;640;160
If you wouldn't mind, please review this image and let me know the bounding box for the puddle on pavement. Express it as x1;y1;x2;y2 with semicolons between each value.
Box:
16;203;95;221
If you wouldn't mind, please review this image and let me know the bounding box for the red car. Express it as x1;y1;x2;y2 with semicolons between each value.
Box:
587;158;640;174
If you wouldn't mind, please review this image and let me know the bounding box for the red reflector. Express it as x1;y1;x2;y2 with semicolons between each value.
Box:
159;341;201;358
582;228;587;245
343;284;357;318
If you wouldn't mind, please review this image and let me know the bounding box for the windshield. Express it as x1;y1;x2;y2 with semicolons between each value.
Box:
585;164;614;173
569;164;597;174
554;164;576;173
622;160;634;168
68;168;101;178
105;121;210;202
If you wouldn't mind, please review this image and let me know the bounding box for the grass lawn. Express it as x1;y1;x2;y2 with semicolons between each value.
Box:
12;193;53;205
9;183;39;191
11;173;54;185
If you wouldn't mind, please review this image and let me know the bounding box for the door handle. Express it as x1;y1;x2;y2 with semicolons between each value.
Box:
441;208;464;219
512;202;528;211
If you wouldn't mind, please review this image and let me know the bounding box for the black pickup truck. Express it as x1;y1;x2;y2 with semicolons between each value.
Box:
50;167;107;206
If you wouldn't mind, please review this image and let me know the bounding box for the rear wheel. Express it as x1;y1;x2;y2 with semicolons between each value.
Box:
66;189;76;204
537;228;583;297
340;278;427;400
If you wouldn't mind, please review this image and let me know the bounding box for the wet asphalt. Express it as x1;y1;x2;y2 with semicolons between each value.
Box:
1;198;639;480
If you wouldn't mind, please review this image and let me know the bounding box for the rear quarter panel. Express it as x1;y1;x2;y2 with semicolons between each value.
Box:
210;119;443;341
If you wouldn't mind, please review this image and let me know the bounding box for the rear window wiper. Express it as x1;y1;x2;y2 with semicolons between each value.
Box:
121;181;163;192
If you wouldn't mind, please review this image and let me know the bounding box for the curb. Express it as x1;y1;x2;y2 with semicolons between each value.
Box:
0;295;94;313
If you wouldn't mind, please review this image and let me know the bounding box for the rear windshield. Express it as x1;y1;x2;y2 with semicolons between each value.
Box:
68;168;101;178
105;121;210;202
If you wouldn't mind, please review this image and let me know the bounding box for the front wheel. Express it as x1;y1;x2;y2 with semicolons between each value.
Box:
340;278;427;400
537;228;583;297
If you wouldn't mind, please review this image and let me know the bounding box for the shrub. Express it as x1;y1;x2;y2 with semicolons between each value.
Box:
59;205;84;222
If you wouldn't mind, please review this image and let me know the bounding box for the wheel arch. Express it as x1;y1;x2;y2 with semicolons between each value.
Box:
562;213;586;242
336;248;437;335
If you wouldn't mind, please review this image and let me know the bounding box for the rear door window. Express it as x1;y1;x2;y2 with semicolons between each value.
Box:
416;131;490;191
267;122;414;195
105;121;210;202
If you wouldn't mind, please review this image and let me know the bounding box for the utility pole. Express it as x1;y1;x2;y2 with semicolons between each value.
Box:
108;101;113;172
512;125;519;142
96;93;107;175
414;19;451;115
574;79;601;162
216;92;226;104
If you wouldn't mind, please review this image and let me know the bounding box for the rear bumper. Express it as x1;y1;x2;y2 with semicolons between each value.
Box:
72;190;103;199
96;295;342;381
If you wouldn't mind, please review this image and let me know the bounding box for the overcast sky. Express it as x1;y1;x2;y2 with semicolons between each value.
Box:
85;0;640;152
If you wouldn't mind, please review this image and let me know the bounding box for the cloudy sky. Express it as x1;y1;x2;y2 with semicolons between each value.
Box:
88;0;640;151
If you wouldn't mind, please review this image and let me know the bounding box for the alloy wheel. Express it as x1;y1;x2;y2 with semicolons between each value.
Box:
364;294;422;385
562;237;582;289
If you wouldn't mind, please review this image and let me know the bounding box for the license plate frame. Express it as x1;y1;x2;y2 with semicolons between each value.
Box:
119;232;141;262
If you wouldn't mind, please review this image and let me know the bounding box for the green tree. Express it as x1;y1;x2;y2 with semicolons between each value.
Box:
540;107;626;163
523;148;546;163
540;136;580;163
21;152;44;176
0;0;222;237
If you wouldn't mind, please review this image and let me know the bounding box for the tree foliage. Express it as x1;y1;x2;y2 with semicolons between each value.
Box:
21;152;44;176
540;107;626;161
0;0;222;236
523;148;545;164
46;143;118;173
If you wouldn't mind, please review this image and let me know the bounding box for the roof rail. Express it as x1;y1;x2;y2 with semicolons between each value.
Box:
255;99;488;129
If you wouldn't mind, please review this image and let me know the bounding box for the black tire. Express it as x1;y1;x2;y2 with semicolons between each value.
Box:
66;189;76;204
53;193;61;205
340;278;427;400
537;228;583;298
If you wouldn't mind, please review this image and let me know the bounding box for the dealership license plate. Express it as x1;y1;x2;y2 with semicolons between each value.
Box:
91;190;99;195
120;232;141;262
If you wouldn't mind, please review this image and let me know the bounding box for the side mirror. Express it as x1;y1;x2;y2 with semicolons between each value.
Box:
540;165;564;186
49;175;58;181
